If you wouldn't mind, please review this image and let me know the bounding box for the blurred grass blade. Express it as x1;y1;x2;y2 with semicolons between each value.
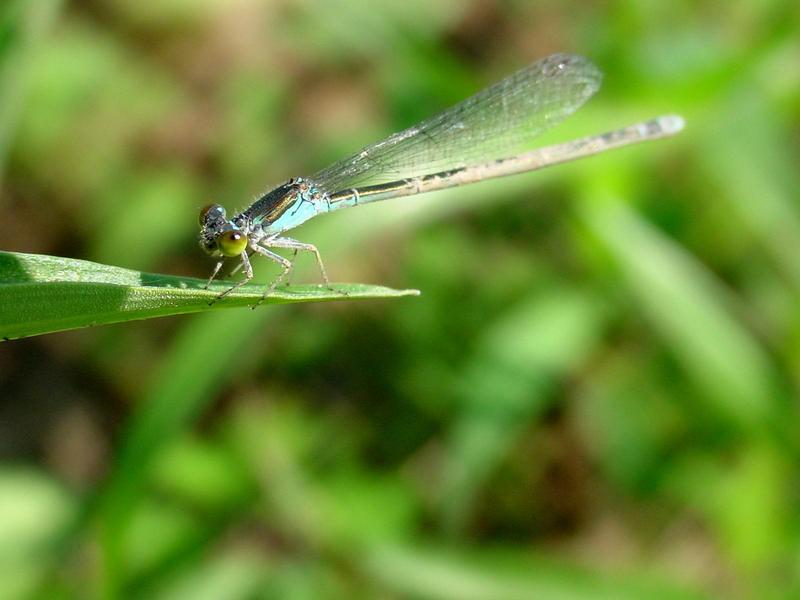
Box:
707;442;788;570
698;93;800;292
364;544;709;600
0;0;61;184
439;287;607;534
0;251;419;340
145;551;268;600
582;199;781;428
0;468;76;599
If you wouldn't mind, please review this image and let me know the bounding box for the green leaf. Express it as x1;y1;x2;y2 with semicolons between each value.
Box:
0;251;419;340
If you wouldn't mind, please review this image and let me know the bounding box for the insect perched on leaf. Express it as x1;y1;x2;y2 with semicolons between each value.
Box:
198;53;683;304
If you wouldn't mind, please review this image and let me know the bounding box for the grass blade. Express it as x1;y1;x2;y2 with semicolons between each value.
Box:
0;251;419;340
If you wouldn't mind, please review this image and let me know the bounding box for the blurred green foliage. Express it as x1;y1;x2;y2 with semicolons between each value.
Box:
1;0;799;598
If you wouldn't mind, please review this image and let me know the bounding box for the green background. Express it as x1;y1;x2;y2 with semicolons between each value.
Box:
1;0;799;598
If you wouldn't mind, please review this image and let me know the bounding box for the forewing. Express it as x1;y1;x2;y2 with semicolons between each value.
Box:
309;53;602;192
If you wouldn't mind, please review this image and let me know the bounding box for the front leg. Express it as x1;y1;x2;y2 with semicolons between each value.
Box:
213;252;253;304
204;259;225;289
229;249;254;277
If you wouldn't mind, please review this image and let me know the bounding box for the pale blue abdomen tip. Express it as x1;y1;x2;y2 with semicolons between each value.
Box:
658;114;686;135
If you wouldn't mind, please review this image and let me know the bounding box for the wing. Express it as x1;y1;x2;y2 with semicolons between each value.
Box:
308;53;602;193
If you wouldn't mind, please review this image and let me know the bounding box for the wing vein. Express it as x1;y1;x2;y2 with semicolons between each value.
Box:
309;53;602;192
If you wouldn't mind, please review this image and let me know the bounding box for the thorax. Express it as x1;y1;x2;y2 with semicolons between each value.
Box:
240;178;327;235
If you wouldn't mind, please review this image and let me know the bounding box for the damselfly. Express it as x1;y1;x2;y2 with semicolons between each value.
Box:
199;53;683;301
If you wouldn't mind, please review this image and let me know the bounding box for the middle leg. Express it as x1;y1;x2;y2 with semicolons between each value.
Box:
265;236;333;289
250;243;294;307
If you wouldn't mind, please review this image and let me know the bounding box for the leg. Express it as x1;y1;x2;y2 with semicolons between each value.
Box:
284;248;299;287
251;244;293;308
265;237;334;289
229;249;254;277
204;259;225;289
214;252;253;303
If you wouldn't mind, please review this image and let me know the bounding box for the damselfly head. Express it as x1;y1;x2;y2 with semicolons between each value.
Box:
198;204;248;257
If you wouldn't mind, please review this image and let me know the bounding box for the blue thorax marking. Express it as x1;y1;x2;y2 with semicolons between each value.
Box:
241;179;326;234
264;189;321;233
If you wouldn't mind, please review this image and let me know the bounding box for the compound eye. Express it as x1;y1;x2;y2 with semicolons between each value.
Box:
218;229;247;257
199;203;225;225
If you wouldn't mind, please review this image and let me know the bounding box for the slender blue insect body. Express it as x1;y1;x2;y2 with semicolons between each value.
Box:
197;54;684;302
